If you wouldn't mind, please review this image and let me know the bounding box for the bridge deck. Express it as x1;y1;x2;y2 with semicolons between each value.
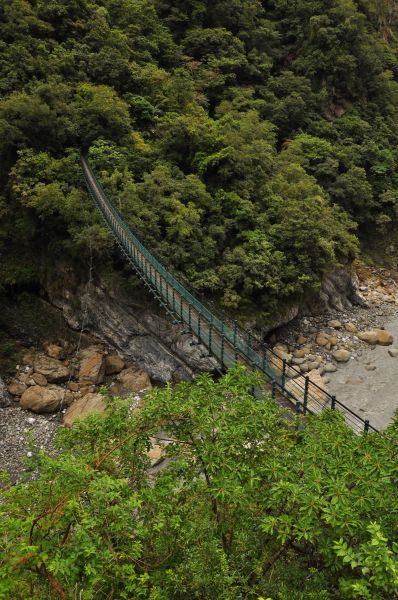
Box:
81;156;377;434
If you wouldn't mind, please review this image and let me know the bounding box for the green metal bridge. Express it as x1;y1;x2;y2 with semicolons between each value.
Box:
82;156;377;434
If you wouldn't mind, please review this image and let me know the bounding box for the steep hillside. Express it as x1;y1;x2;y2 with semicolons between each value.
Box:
1;0;398;323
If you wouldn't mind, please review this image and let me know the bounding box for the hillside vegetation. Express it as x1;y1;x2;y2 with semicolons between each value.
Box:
1;0;398;322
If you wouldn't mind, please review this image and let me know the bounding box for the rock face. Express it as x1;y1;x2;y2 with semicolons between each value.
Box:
79;346;106;385
110;366;152;399
310;265;367;313
20;385;73;413
0;376;13;408
34;353;70;383
44;266;218;384
63;393;106;427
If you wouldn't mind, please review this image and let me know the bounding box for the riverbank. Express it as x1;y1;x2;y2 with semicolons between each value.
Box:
274;262;398;430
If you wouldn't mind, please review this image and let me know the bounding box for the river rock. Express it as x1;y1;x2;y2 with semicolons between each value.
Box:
22;349;36;366
328;320;342;329
44;343;64;360
296;335;307;345
358;329;393;346
7;381;27;396
34;353;70;383
344;322;358;333
110;366;152;399
346;376;364;385
333;349;351;363
357;331;379;345
67;381;79;392
0;376;13;407
63;393;106;427
293;349;306;359
105;354;125;375
20;385;73;413
388;348;398;357
32;372;48;386
292;357;306;366
374;329;394;346
316;333;330;347
148;439;165;466
79;346;105;384
324;363;337;373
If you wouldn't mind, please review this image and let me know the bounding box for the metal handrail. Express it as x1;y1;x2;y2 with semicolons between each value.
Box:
81;156;378;434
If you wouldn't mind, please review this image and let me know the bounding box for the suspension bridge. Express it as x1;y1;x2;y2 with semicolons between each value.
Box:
81;156;377;434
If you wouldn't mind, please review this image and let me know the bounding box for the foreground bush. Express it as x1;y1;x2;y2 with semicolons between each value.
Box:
1;366;397;599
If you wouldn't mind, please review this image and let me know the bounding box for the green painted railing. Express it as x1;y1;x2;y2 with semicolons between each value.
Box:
81;156;377;434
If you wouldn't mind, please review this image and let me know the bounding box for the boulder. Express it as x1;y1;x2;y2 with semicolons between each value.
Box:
32;372;48;387
357;331;380;345
285;368;329;410
22;349;36;366
79;346;105;385
388;348;398;358
44;343;64;360
105;354;125;375
34;353;70;383
7;381;27;397
0;376;13;407
323;363;338;373
333;349;351;363
110;366;152;399
344;322;358;333
67;381;79;392
63;393;106;427
292;357;306;366
374;329;394;346
328;320;342;329
316;333;330;347
358;329;393;346
79;385;97;397
147;439;165;466
20;385;73;413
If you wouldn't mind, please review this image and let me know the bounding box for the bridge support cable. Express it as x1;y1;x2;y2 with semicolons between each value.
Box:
81;156;377;434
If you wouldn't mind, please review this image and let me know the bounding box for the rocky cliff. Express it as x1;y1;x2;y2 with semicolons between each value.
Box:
42;264;218;384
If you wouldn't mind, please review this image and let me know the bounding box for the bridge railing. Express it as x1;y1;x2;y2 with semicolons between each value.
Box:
81;156;378;435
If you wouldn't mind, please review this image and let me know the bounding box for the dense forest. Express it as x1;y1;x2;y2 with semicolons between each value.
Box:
2;0;398;322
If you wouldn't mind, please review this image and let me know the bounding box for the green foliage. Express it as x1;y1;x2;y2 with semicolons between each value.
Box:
2;0;398;319
1;366;398;598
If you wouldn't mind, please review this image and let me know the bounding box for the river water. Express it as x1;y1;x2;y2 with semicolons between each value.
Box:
327;315;398;431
